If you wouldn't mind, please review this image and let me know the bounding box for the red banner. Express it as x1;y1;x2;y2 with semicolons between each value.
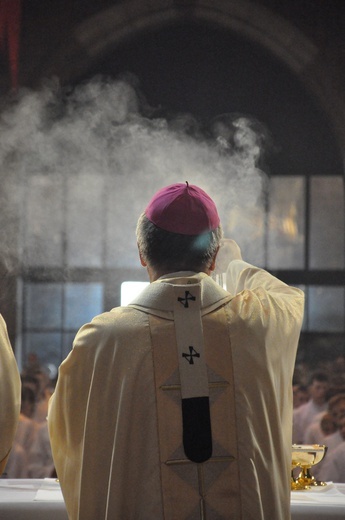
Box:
0;0;22;90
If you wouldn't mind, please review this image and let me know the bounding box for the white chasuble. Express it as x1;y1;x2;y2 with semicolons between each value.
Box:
48;264;304;520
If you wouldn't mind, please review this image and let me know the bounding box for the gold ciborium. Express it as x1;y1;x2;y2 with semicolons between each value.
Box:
291;444;328;490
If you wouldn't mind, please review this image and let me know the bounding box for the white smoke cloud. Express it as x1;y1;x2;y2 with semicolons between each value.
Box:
0;76;268;273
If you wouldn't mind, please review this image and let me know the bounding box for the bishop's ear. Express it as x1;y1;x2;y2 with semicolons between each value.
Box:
138;246;147;267
209;247;219;272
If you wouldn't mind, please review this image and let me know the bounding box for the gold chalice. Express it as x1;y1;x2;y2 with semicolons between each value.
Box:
291;457;307;490
291;444;328;490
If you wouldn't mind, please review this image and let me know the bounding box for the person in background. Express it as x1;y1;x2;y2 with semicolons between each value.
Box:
48;182;304;520
320;413;338;437
6;370;55;478
19;384;36;420
323;393;345;452
307;393;345;481
293;384;309;409
302;392;344;446
293;371;329;444
303;411;336;446
28;421;54;478
33;380;55;424
0;314;21;476
321;415;345;483
5;385;38;477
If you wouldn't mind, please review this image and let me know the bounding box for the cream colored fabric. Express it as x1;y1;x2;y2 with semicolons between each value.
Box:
173;283;209;399
0;314;21;476
48;261;304;520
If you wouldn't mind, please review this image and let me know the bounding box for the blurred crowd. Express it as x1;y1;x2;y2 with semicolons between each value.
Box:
3;352;345;481
2;354;56;479
293;354;345;483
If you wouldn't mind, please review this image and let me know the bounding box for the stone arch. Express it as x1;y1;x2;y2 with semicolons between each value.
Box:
43;0;345;158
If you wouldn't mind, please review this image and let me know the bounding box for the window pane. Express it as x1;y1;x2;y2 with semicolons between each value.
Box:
267;176;305;269
309;177;344;269
64;283;103;329
25;283;63;329
24;175;64;266
66;174;105;267
224;204;266;266
23;332;62;369
105;176;145;268
307;286;344;332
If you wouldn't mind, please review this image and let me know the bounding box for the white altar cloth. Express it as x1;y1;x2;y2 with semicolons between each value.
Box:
0;478;345;519
291;482;345;519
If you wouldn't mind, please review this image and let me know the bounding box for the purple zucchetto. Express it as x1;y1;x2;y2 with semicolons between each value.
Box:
145;182;220;235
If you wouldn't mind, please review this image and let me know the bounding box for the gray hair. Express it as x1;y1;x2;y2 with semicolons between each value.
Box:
136;213;223;273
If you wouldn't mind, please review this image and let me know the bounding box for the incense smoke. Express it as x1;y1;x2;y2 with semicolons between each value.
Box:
0;76;268;276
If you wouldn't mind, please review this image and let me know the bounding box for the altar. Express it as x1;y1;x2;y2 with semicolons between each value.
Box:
0;479;345;519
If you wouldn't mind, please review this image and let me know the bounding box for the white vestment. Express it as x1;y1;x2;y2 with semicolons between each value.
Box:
293;399;328;444
324;429;343;453
48;260;304;520
0;314;21;475
321;441;345;482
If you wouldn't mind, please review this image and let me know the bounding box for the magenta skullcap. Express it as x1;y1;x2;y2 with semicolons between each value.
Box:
145;182;220;235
